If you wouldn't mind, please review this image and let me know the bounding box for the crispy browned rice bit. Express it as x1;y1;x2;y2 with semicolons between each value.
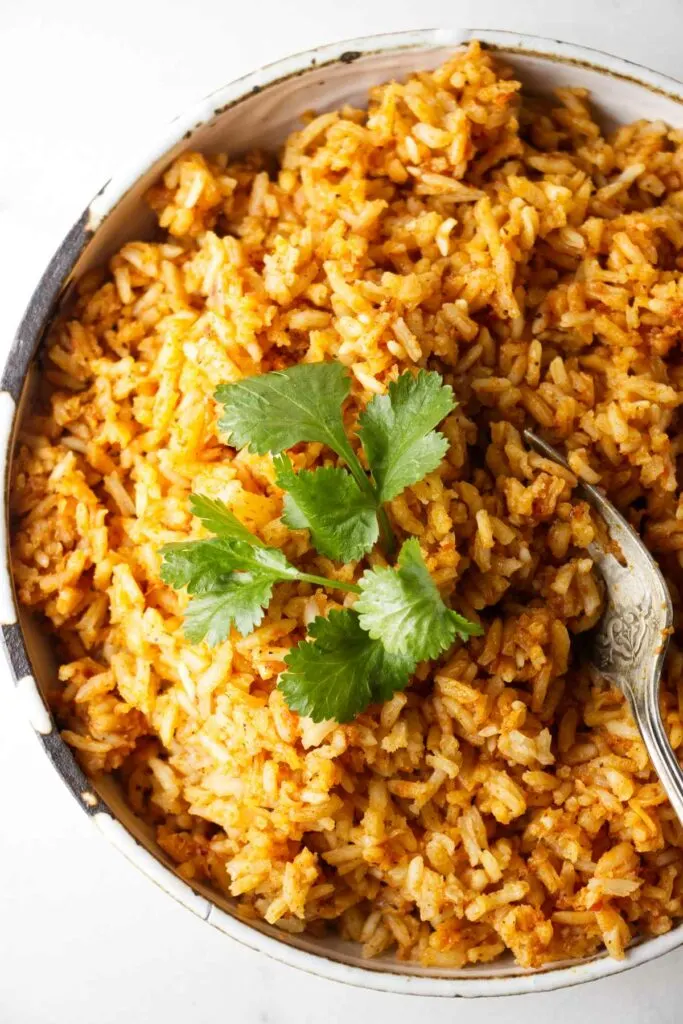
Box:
11;41;683;967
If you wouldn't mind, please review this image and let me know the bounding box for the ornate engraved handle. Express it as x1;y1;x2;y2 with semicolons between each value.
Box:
629;679;683;826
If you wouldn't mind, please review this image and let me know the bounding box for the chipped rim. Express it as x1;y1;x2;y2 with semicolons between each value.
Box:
3;28;683;998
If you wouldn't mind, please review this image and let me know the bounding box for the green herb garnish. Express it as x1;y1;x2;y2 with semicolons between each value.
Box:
160;362;483;723
358;370;455;503
216;363;455;559
356;538;481;660
280;610;415;724
160;497;359;647
274;455;379;563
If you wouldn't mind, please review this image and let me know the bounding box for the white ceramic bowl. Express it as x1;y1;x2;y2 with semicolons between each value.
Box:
4;28;683;998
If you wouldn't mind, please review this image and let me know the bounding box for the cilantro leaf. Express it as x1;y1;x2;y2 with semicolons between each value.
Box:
160;536;300;644
215;362;362;476
188;494;263;546
160;537;298;592
159;539;233;594
274;454;379;562
356;538;483;661
358;370;456;503
279;610;414;723
183;573;275;645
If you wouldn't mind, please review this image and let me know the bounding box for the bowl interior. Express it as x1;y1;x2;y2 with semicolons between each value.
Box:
12;36;683;994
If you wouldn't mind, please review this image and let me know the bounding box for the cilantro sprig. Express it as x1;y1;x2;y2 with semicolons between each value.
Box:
161;498;482;721
356;538;481;659
282;542;482;722
159;362;484;723
216;363;455;560
358;371;455;503
160;495;360;647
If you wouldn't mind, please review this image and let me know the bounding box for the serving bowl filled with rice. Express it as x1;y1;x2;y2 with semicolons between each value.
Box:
5;28;683;997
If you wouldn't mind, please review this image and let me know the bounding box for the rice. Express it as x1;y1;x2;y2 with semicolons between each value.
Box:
10;41;683;968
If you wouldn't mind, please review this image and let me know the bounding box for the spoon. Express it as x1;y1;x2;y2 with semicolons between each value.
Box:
523;430;682;822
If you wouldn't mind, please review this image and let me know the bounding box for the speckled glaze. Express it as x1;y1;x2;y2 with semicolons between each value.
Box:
4;29;683;997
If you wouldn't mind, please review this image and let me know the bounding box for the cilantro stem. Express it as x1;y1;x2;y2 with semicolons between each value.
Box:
337;443;397;557
296;572;361;594
334;439;375;498
376;507;395;557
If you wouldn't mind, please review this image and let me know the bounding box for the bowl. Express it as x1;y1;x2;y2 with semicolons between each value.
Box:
3;28;683;998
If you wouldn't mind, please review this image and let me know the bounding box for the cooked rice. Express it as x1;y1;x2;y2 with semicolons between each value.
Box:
11;41;683;968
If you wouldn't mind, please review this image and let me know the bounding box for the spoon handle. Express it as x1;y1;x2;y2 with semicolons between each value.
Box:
629;682;683;825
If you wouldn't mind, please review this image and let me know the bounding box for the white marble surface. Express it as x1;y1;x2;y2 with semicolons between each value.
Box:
2;1;683;1020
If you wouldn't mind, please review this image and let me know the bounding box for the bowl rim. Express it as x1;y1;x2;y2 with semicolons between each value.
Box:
4;26;683;999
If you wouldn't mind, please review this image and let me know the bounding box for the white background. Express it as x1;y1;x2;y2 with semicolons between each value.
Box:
2;1;683;1020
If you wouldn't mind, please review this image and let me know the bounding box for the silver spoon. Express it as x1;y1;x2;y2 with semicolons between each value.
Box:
523;430;682;821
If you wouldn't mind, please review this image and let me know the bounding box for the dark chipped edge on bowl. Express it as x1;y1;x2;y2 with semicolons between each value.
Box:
3;27;683;998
